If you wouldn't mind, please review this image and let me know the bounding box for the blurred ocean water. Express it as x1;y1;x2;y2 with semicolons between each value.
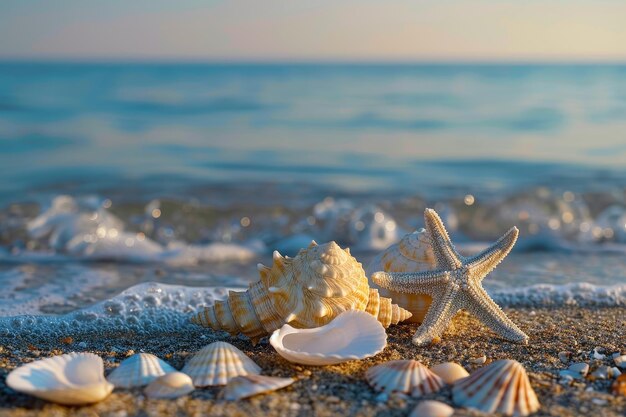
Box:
0;63;625;328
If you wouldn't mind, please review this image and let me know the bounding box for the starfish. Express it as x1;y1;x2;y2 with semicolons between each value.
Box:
372;208;529;346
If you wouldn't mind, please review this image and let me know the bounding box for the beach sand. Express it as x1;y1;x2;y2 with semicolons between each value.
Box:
0;307;624;417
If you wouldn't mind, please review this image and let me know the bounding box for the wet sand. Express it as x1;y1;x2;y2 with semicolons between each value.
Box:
0;307;624;417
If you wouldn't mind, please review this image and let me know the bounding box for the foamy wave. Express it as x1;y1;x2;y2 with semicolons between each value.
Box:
0;282;241;338
491;282;626;307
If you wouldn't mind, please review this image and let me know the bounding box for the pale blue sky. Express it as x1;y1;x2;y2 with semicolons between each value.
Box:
1;0;625;61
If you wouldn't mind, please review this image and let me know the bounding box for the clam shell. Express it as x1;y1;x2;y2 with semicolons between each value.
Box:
430;362;469;385
221;375;295;401
409;400;454;417
191;241;411;342
181;341;261;387
6;352;113;405
366;229;437;323
365;360;444;397
107;353;176;388
270;310;387;366
144;372;194;399
452;359;540;416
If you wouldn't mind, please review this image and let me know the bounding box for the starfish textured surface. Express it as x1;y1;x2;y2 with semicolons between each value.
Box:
372;208;529;346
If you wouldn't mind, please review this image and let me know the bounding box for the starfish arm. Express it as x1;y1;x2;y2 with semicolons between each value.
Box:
465;226;519;282
463;284;529;344
424;208;463;270
371;270;450;295
411;284;460;346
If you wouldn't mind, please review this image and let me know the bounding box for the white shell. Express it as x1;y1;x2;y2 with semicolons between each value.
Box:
430;362;469;385
221;375;295;400
144;372;194;399
269;310;387;366
452;359;540;417
365;360;444;397
409;400;454;417
181;341;261;387
6;352;113;405
366;229;437;323
107;353;176;388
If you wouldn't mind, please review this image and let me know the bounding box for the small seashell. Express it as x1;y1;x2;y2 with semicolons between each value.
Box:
590;365;610;380
107;353;176;388
558;351;571;364
591;347;605;360
6;352;113;405
365;360;444;397
452;359;540;417
270;310;387;366
612;374;626;396
409;400;454;417
191;241;411;343
469;355;486;365
221;375;295;400
181;341;261;386
430;362;469;385
568;362;589;377
144;372;194;399
609;367;622;378
614;355;626;369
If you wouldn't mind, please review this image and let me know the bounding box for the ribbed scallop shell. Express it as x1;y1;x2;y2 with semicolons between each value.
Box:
221;375;295;400
366;229;437;323
191;241;411;342
144;372;194;399
452;359;540;416
366;360;444;397
6;352;113;405
270;310;387;366
430;362;469;385
107;353;176;388
181;341;261;387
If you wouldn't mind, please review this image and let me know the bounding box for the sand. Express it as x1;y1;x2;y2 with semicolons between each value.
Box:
0;307;624;417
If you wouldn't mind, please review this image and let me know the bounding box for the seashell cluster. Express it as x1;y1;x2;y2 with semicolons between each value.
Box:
182;341;261;387
452;359;540;416
366;229;437;323
221;375;295;401
6;352;114;405
107;353;176;388
144;372;195;399
191;241;411;342
365;360;444;397
270;310;387;366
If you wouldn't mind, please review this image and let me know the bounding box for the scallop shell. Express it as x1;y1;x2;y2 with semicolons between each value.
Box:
6;352;113;405
269;310;387;366
365;360;444;397
191;241;411;342
366;229;437;323
107;353;176;388
221;375;295;401
181;341;261;387
430;362;469;385
144;372;194;399
409;400;454;417
452;359;540;416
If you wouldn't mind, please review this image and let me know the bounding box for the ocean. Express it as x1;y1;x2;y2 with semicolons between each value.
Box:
0;62;625;336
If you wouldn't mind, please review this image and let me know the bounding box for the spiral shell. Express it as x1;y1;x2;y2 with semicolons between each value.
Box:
191;241;411;342
366;229;437;323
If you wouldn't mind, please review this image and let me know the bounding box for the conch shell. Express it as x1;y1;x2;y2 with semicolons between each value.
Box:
192;241;411;342
366;229;437;323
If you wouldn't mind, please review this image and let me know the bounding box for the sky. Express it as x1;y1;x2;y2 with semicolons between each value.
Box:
0;0;625;61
